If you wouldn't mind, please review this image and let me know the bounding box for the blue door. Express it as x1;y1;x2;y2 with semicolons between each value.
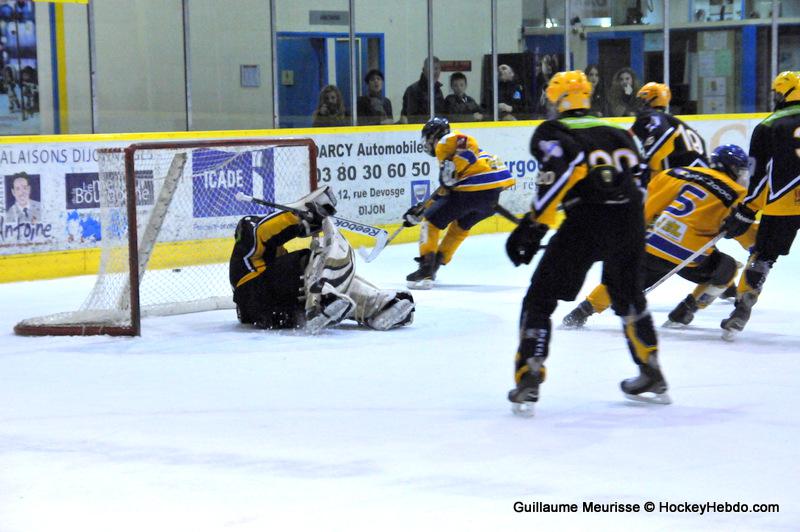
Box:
277;35;326;128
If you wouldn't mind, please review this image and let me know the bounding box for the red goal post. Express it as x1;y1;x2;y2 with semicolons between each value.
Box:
14;138;318;336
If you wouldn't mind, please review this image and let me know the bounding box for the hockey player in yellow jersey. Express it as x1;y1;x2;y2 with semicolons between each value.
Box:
631;82;709;178
718;71;800;340
562;144;753;329
403;117;515;289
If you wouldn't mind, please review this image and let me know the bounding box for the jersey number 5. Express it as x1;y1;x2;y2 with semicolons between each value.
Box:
665;184;707;217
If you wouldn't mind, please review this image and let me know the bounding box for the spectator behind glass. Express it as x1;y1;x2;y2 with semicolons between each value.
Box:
312;85;347;127
608;67;641;117
444;72;483;122
357;69;393;125
400;56;446;124
533;55;557;117
497;64;527;120
585;64;609;117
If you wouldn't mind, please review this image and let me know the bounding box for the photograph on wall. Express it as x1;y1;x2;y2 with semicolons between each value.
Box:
4;170;41;224
0;0;39;135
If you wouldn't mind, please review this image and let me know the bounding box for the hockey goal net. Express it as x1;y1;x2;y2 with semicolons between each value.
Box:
14;138;317;336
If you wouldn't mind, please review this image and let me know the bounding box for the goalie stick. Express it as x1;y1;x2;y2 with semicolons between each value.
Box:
234;192;389;247
644;232;727;295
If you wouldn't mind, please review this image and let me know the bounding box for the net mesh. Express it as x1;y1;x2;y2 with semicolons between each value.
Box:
15;140;314;334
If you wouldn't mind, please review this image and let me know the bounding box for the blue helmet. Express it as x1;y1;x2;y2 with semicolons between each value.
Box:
711;144;749;185
421;117;450;156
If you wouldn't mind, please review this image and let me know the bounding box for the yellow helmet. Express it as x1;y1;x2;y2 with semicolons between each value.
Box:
772;71;800;105
637;82;671;108
545;70;592;113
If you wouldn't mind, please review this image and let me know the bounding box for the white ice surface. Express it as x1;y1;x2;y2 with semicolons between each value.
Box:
1;234;798;532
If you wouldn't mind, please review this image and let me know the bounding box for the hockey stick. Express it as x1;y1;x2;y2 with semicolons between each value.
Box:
644;232;727;295
494;203;521;225
234;192;389;243
356;225;405;263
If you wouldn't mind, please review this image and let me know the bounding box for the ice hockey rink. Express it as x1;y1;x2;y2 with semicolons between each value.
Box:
1;233;797;532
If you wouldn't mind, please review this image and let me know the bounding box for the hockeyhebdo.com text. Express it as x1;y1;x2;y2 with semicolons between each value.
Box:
513;500;780;515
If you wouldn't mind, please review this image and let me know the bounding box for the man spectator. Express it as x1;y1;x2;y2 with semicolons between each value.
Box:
6;172;42;224
444;72;483;123
400;56;445;124
357;69;393;125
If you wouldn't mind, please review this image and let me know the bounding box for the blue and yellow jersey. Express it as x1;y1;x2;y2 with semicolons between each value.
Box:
229;211;301;289
434;130;515;192
644;166;755;266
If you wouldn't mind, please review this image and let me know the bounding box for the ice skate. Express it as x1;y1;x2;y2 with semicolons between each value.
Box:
721;293;756;341
720;284;737;301
621;357;671;405
663;295;698;328
508;366;545;417
406;253;440;290
721;305;751;341
562;300;594;328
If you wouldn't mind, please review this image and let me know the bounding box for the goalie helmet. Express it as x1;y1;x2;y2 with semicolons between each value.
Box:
772;71;800;108
421;117;450;157
711;144;749;186
545;70;592;113
637;82;671;109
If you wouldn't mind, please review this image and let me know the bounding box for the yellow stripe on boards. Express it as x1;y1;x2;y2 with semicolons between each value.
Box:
55;4;69;132
33;0;89;4
0;112;771;144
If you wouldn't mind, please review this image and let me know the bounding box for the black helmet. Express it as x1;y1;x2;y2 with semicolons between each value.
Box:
421;117;450;156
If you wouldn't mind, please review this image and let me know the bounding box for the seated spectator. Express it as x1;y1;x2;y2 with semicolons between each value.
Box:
608;67;641;117
444;72;483;122
312;85;347;127
533;55;557;118
585;64;609;117
357;69;393;125
400;56;445;124
497;64;527;120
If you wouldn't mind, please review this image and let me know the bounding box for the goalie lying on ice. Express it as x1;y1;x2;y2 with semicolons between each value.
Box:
228;186;415;333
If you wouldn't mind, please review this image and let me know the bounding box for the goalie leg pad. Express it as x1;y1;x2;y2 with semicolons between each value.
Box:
347;275;415;330
305;217;356;294
305;283;355;334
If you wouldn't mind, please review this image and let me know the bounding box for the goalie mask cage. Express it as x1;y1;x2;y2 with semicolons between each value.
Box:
14;138;317;336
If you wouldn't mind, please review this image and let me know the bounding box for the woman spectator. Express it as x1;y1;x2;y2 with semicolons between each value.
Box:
585;64;609;117
357;69;393;125
533;54;558;118
312;85;347;127
608;67;641;117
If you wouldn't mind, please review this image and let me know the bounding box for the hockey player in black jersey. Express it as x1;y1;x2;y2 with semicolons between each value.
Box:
718;71;800;340
505;70;669;416
632;82;709;178
229;186;414;333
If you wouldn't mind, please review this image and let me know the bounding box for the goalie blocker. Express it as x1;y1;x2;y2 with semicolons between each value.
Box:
229;186;415;333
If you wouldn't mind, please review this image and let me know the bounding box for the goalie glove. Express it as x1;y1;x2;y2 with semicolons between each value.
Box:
403;203;426;227
505;215;548;267
297;186;338;236
438;160;458;189
720;203;757;238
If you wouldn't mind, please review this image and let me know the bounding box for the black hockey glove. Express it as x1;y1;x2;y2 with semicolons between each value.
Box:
720;204;757;238
506;216;548;267
403;203;426;227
